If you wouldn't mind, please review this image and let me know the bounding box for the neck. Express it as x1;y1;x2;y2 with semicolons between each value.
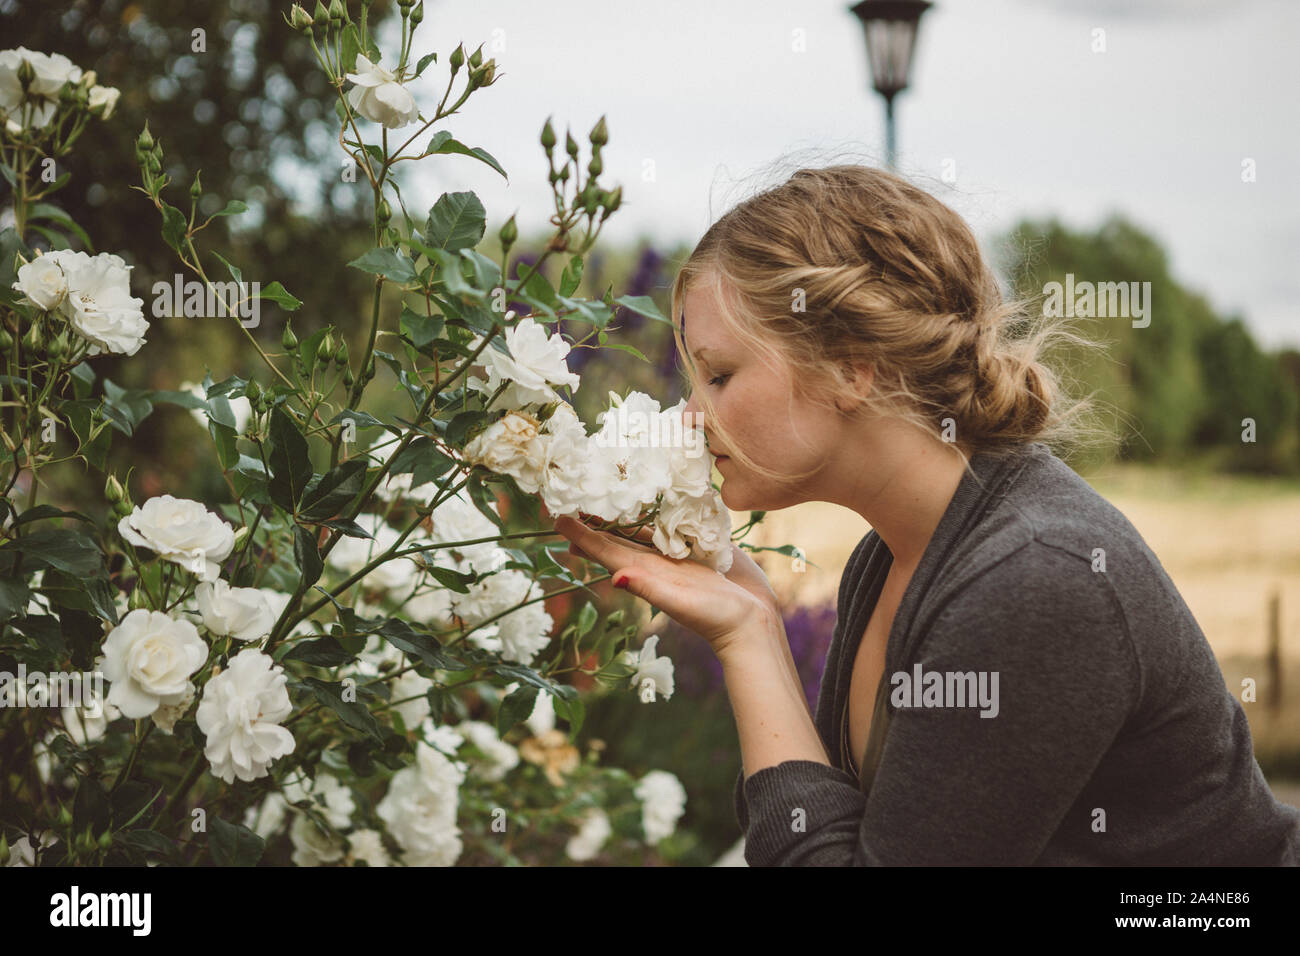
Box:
828;419;971;569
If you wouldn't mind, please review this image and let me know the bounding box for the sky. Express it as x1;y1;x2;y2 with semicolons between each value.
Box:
378;0;1299;349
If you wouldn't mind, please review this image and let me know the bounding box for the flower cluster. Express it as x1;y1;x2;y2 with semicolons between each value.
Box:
0;46;119;133
462;316;733;573
12;251;148;357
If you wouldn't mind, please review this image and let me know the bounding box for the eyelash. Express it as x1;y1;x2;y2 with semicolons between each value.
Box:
708;373;730;387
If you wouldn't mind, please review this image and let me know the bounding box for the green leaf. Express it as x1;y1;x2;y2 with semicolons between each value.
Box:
400;306;445;347
299;327;329;377
299;677;383;740
300;459;368;521
268;405;312;511
318;517;372;538
329;409;388;432
414;51;437;77
601;341;650;362
553;694;585;737
13;504;95;526
348;247;418;284
576;601;598;638
445;410;489;448
209;419;238;470
29;223;70;250
465;473;506;530
283;635;355;668
559;255;584;297
257;281;302;311
37;568;120;625
28;202;94;250
423;191;487;253
388;435;456;486
101;379;154;437
293;525;323;588
340;24;362;74
209;199;248;219
497;684;538;737
209;817;265;867
614;294;671;325
150;388;208;411
1;529;102;576
372;618;457;670
425;131;508;181
425;564;477;594
0;576;30;622
160;202;188;253
211;250;244;286
119;829;178;861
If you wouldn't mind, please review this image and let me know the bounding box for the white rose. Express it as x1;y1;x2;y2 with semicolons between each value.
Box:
289;812;346;867
195;648;295;784
346;829;391;867
117;494;236;582
151;681;195;734
462;411;546;493
535;402;592;518
195;579;275;643
468;316;582;409
376;742;464;867
635;770;687;844
39;250;148;356
87;84;119;118
13;255;68;311
0;48;82;129
456;720;520;782
243;792;289;840
98;609;208;720
625;634;674;702
282;771;355;830
345;55;419;129
565;808;612;862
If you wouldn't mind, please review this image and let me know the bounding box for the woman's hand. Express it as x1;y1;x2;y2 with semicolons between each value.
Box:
553;513;782;660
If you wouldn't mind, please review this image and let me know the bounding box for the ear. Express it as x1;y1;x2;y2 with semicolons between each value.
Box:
834;361;875;414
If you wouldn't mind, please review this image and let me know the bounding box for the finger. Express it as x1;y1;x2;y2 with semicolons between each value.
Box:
556;515;654;570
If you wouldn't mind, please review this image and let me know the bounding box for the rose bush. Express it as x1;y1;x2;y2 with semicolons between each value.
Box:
0;4;792;867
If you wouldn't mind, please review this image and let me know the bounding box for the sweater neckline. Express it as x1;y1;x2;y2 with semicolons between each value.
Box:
838;442;1041;784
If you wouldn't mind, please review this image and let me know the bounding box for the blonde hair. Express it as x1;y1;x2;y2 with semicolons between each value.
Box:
669;162;1113;485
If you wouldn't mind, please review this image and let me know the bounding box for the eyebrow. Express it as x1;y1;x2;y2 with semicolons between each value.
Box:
679;311;716;366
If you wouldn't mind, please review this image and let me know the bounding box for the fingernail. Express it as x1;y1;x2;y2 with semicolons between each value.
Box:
612;574;629;590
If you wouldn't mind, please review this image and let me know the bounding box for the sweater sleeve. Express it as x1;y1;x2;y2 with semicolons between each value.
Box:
739;540;1141;866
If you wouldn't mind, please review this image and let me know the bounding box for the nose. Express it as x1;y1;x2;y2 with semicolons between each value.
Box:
681;394;706;436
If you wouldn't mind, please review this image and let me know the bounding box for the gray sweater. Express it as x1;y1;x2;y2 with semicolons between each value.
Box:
734;441;1300;865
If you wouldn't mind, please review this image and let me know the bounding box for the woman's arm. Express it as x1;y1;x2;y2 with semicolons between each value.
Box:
719;609;831;776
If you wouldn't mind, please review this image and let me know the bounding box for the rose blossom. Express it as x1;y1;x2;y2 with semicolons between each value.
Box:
467;316;582;410
117;495;235;582
195;579;276;643
345;54;419;128
97;609;208;719
195;648;295;784
12;255;67;311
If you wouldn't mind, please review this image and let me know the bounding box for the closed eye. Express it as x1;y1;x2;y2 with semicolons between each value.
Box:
708;373;730;387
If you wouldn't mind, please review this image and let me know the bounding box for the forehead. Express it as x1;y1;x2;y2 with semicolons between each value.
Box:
679;279;730;349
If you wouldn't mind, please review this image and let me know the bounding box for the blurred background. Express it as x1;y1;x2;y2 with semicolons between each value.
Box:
6;0;1299;865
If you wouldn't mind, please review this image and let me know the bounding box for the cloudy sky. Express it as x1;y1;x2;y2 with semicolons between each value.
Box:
389;0;1298;349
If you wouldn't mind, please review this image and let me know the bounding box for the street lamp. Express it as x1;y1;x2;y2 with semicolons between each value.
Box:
848;0;932;171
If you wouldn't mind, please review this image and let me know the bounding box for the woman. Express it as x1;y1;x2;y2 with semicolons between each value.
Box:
554;164;1300;866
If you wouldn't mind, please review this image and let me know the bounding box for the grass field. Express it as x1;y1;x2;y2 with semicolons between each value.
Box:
735;459;1300;784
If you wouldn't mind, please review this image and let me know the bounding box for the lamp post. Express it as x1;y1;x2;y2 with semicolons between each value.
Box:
848;0;932;171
